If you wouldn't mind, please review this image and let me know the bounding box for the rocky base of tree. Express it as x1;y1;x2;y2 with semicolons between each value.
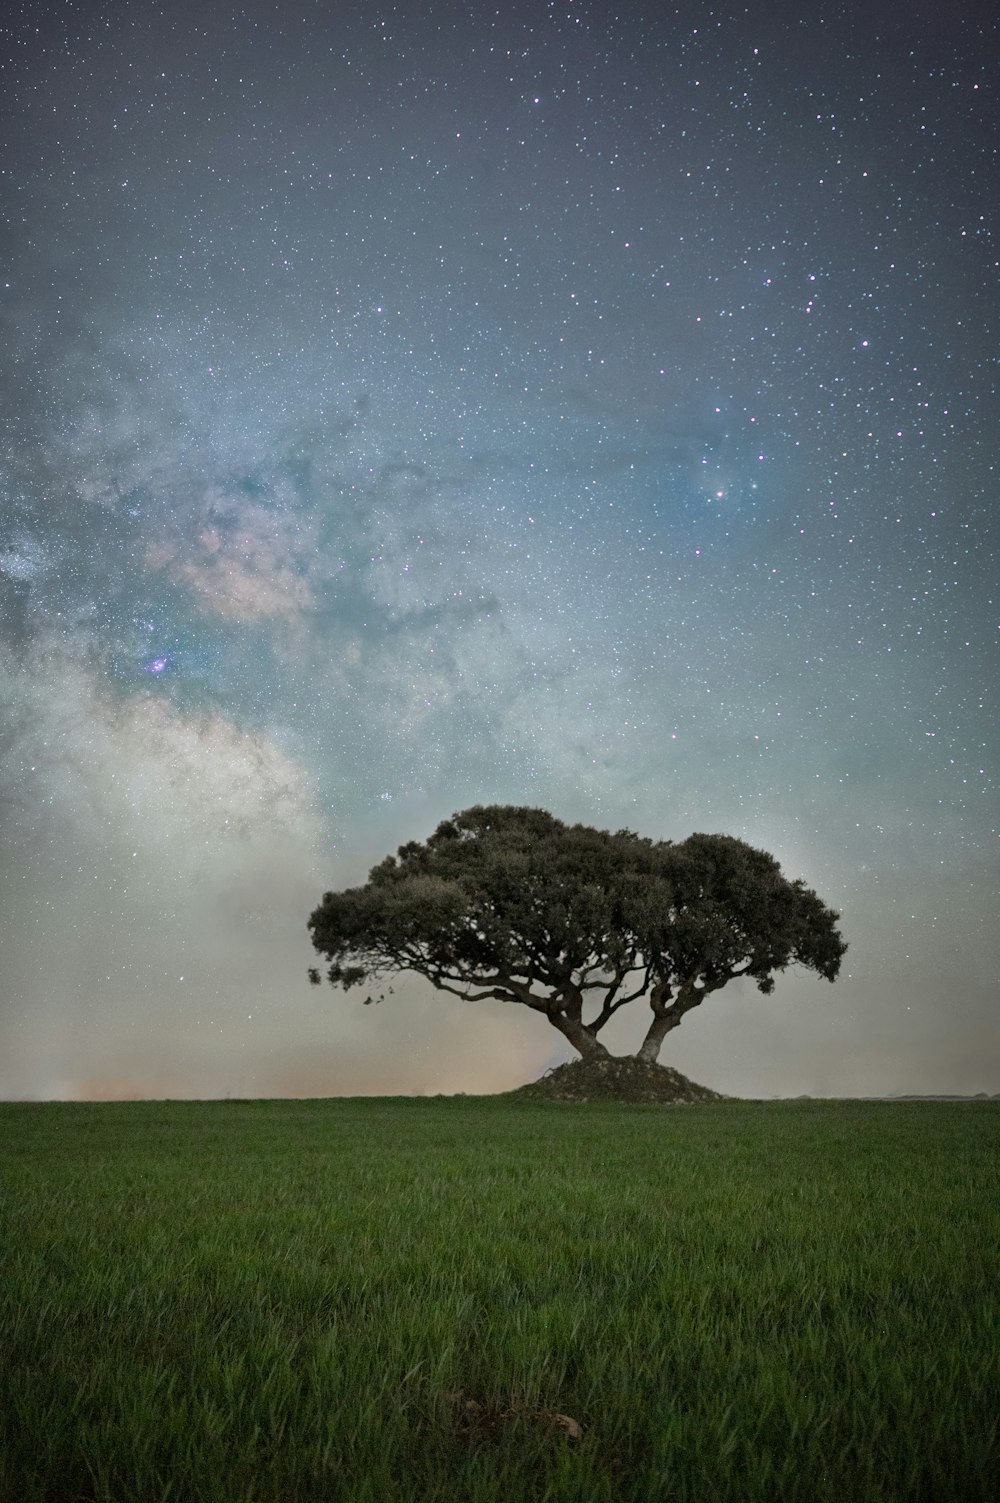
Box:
505;1054;728;1104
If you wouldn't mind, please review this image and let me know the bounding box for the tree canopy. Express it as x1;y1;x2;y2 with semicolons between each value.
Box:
307;805;847;1064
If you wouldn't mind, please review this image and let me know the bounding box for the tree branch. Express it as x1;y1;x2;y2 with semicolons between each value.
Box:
588;962;652;1032
431;978;550;1009
425;963;553;1012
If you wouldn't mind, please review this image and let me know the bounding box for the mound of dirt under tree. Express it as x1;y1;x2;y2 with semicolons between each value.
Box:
505;1054;728;1104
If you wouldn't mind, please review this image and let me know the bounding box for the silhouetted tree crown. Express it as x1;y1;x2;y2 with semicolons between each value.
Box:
307;805;847;1063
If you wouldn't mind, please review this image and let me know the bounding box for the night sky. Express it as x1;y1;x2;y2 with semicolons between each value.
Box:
2;1;996;1100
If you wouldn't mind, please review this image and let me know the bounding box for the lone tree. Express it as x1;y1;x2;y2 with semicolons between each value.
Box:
307;805;846;1066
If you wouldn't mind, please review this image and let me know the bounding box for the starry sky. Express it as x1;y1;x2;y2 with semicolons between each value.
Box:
1;0;997;1101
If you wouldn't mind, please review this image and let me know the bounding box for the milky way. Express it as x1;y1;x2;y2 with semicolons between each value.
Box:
1;2;996;1099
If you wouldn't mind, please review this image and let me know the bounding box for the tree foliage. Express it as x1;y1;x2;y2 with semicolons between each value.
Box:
307;805;847;1063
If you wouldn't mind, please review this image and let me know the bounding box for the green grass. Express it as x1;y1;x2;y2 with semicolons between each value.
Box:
2;1097;998;1502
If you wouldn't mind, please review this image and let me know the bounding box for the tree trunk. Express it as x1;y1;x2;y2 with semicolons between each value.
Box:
636;1011;676;1064
546;1009;612;1060
636;983;706;1064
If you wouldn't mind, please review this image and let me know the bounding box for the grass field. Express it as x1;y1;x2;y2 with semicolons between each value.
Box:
3;1096;998;1502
